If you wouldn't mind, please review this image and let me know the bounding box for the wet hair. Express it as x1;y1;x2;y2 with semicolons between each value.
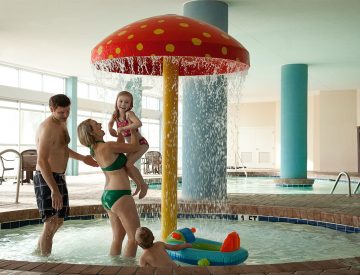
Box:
135;227;154;249
49;94;71;109
77;119;96;148
114;91;133;118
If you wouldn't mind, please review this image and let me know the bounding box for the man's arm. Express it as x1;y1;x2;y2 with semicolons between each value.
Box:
37;126;63;210
68;148;98;167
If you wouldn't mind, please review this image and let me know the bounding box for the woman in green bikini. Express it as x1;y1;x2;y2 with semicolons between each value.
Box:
77;118;140;257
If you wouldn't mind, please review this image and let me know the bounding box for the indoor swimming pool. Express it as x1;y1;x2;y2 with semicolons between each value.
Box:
147;176;359;195
226;177;358;194
1;217;359;266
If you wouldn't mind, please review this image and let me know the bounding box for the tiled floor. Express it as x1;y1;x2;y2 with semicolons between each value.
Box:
0;172;359;274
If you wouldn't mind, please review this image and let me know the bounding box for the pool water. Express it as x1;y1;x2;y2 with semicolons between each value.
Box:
226;177;359;194
0;218;359;265
148;177;359;195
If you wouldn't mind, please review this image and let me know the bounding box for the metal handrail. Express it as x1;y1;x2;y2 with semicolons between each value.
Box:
330;171;351;197
354;181;360;195
0;149;22;203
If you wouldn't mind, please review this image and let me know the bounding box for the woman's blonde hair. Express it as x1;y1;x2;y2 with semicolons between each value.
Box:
77;119;96;147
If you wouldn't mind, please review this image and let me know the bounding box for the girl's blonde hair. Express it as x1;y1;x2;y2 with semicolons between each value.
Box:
77;119;96;147
114;91;133;119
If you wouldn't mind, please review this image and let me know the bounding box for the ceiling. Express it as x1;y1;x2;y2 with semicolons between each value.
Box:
1;0;359;102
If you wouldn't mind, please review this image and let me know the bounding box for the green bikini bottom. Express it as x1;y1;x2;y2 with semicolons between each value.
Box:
101;190;131;210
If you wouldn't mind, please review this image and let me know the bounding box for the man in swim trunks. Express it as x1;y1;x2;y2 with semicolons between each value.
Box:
135;227;192;267
34;94;98;256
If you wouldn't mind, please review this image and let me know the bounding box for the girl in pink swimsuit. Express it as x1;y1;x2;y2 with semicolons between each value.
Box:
108;91;149;199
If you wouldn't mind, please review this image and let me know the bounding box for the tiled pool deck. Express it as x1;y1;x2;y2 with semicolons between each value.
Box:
0;171;359;274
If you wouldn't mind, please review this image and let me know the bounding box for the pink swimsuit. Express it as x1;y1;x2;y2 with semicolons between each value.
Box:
116;119;148;145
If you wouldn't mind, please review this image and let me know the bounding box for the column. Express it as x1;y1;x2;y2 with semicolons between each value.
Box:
65;76;78;176
277;64;313;186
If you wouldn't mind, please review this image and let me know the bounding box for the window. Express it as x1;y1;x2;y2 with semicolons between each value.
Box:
142;96;160;110
89;84;104;102
0;100;46;153
43;74;65;93
0;108;19;144
0;65;18;87
19;70;42;91
141;118;160;152
104;88;118;104
20;109;45;145
77;82;89;99
0;100;18;108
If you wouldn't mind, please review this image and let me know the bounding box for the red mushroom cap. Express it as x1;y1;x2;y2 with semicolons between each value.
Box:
91;14;249;76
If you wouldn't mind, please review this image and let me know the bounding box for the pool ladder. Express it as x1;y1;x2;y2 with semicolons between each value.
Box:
330;171;360;196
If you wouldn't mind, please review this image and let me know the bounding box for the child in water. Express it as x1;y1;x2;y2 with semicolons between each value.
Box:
108;91;148;199
135;227;192;267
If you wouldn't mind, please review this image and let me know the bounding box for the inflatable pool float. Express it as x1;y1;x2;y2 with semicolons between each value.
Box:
165;227;248;266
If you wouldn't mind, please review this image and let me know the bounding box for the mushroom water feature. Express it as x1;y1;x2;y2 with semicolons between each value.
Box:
91;14;250;240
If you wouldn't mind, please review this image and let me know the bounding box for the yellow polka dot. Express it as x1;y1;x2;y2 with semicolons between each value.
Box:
222;46;228;55
205;54;211;57
140;24;147;29
115;48;121;54
153;28;164;35
108;54;113;59
117;30;127;36
192;38;202;46
179;22;189;28
136;43;144;51
165;44;175;52
97;46;103;55
127;34;134;40
202;32;211;38
158;19;165;23
151;53;156;56
106;40;112;45
221;33;230;39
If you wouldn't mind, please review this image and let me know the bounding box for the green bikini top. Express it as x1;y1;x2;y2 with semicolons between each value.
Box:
90;141;127;171
101;153;127;171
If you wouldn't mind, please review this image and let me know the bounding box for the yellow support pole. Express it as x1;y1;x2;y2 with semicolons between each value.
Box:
161;56;179;240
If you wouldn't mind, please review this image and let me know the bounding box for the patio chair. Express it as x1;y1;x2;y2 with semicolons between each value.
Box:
143;151;162;174
20;149;37;184
0;155;15;185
